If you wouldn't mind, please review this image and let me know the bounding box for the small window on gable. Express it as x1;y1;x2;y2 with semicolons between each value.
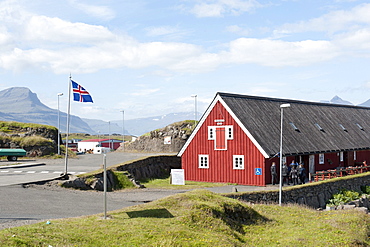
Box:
356;123;364;131
199;155;209;169
208;126;215;140
339;124;347;132
233;155;244;170
226;126;233;140
315;123;324;132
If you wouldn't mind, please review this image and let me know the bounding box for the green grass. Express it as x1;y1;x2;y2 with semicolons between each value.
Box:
140;177;231;190
0;189;369;246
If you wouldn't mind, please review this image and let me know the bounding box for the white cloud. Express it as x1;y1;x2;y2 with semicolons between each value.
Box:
274;3;370;36
24;15;116;44
225;25;250;36
131;88;160;96
222;38;339;67
68;0;115;21
146;26;180;37
189;0;262;17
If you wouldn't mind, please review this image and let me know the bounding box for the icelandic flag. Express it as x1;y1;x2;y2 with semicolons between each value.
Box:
71;80;93;103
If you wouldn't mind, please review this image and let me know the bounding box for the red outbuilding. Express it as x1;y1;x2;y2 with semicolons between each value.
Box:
178;92;370;186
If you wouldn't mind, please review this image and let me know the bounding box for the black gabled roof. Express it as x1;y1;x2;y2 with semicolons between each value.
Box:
218;92;370;157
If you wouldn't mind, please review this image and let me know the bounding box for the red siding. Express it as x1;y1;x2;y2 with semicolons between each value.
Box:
182;101;266;186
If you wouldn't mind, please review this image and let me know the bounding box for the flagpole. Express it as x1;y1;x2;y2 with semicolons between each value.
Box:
64;74;72;176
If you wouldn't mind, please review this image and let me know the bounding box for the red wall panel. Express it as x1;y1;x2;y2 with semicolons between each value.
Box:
182;101;266;186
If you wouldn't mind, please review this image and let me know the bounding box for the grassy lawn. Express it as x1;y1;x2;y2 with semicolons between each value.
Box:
140;177;232;190
0;189;369;246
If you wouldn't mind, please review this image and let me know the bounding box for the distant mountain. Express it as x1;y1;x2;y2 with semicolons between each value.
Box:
0;87;94;133
321;95;354;105
83;112;200;136
358;99;370;107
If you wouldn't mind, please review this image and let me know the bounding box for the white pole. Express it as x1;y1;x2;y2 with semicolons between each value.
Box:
120;110;124;151
191;95;197;125
279;103;290;206
57;93;63;155
64;76;72;175
103;153;107;219
108;121;111;149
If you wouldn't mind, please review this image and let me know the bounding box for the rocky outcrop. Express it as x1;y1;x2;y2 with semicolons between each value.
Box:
0;122;59;156
121;121;196;153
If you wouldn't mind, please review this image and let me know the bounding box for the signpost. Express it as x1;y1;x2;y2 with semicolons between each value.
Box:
170;169;185;185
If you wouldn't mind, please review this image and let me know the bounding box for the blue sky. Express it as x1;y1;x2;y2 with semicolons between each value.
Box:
1;0;370;121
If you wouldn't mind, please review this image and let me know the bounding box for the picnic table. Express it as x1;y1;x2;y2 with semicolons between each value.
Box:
313;165;370;182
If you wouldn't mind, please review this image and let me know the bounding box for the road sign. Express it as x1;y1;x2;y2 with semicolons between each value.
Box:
255;168;262;175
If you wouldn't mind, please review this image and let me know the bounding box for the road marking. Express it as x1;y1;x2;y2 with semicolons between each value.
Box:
40;171;49;173
27;171;36;173
1;170;86;175
14;171;22;173
1;170;9;173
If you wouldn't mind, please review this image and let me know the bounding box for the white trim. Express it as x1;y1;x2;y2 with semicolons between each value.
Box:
233;155;244;169
218;97;269;158
177;94;269;158
178;94;221;156
198;154;209;168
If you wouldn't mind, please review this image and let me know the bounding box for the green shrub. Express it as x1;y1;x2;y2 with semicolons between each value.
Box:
361;185;370;194
327;189;361;206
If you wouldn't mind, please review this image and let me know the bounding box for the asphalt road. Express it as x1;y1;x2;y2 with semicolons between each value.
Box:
0;152;174;186
0;152;184;229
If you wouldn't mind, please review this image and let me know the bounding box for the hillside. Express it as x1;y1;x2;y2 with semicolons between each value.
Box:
0;87;93;133
0;121;59;156
122;120;196;153
0;189;368;246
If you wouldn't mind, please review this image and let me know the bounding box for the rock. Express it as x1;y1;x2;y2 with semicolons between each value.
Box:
354;207;369;214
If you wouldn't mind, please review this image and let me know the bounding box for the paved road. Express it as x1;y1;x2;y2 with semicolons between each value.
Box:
0;152;174;186
0;152;183;229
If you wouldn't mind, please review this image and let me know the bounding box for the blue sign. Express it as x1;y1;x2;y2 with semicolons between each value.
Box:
255;168;262;175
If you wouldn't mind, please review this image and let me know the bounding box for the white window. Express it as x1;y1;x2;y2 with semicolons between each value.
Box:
340;152;344;162
233;155;244;170
226;126;233;140
199;155;209;168
319;153;325;164
354;151;357;161
208;126;216;140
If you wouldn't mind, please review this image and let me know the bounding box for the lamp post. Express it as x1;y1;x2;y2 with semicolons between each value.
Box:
57;93;63;155
120;110;124;151
279;103;290;206
191;95;197;124
108;121;111;149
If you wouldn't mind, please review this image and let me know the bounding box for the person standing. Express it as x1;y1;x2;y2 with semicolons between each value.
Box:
271;162;278;185
282;163;290;186
290;165;299;185
299;164;306;184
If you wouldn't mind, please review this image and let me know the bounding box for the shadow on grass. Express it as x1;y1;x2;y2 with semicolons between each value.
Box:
126;208;174;218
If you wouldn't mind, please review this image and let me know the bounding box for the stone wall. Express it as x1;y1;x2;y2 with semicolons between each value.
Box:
114;155;181;180
225;173;370;209
63;155;181;191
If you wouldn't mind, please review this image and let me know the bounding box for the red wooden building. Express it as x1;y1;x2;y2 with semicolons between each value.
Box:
178;92;370;186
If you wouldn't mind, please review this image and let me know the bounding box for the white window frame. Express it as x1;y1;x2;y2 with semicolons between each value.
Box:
198;155;209;169
319;153;325;164
354;151;356;161
208;126;216;140
233;155;244;170
226;126;233;140
340;152;344;162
